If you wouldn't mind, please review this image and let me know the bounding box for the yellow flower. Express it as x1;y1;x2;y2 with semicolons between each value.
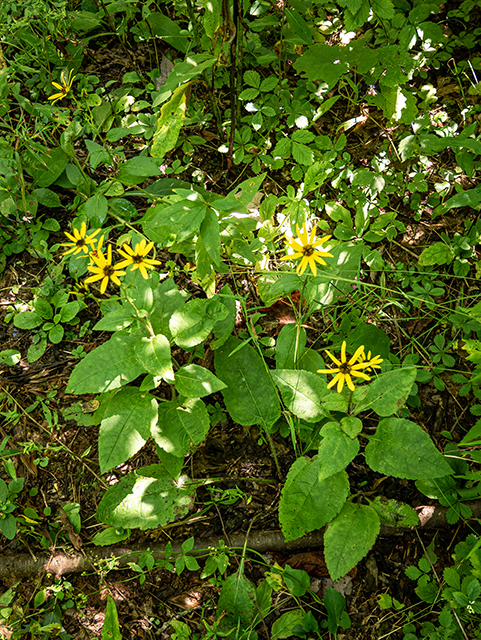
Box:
116;238;162;280
48;68;76;105
60;222;101;256
317;341;383;393
85;237;126;294
279;224;333;276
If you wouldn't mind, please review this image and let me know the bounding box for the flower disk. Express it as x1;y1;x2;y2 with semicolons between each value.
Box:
317;341;383;393
279;224;333;276
60;222;100;256
116;238;162;280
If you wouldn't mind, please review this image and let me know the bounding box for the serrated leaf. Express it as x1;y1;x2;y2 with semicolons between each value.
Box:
216;572;256;634
99;387;158;473
365;418;452;479
153;398;210;457
370;497;419;527
97;464;195;530
215;337;280;427
279;456;349;542
418;242;455;266
169;298;227;348
13;311;43;330
324;502;380;580
136;334;173;382
66;329;147;394
353;367;417;416
272;369;328;423
174;364;226;397
318;422;360;481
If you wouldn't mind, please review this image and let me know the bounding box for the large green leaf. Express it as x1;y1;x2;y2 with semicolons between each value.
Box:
352;367;417;416
211;284;236;350
318;422;360;482
66;329;147;394
174;364;226;398
215;337;280;427
151;83;191;158
13;311;43;330
216;572;256;635
96;464;195;530
365;418;452;479
324;502;380;580
169;298;227;348
141;199;206;246
276;324;306;370
151;277;190;338
272;369;328;423
136;334;174;382
98;387;158;473
153;398;210;458
279;456;349;542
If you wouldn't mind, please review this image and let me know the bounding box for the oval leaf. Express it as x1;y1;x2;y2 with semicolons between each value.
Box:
169;298;227;348
153;398;210;458
279;456;349;542
324;502;380;581
365;417;452;479
215;336;280;427
174;364;226;398
272;369;329;423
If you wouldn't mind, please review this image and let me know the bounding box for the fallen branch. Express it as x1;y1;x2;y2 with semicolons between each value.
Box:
2;500;479;579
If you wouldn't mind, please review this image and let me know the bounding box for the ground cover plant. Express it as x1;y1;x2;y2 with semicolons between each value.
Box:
1;0;481;637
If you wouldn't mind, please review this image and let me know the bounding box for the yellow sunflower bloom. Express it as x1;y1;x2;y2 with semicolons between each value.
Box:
47;68;76;105
317;341;383;393
116;238;162;280
85;237;126;294
279;224;333;276
60;222;101;256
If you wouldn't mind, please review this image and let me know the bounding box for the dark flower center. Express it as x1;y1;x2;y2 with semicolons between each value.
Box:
340;362;351;374
303;245;314;257
104;265;115;276
132;254;144;264
76;239;86;247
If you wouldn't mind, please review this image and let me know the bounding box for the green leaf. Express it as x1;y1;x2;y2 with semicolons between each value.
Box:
66;329;147;394
318;422;360;482
352;367;417;417
283;565;310;596
142;199;206;245
418;242;455;266
151;277;190;338
279;456;349;542
276;324;306;369
216;572;256;634
97;464;195;529
92;527;131;546
146;11;188;52
200;207;220;266
153;398;210;458
324;502;380;581
0;514;16;540
102;596;122;640
365;418;453;479
93;308;135;331
13;311;43;329
286;8;313;45
211;285;236;350
85;193;109;224
136;334;174;382
27;337;47;363
31;188;63;208
371;0;394;18
272;610;304;639
170;298;227;348
99;387;158;473
0;349;21;366
272;369;328;423
174;364;226;398
60;301;81;323
151;83;191;158
27;146;69;188
48;324;64;344
370;497;419;527
215;336;280;427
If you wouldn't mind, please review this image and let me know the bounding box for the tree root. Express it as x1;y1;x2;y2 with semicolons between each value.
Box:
2;500;479;579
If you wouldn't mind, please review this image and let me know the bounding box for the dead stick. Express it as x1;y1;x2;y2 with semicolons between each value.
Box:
1;501;479;580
